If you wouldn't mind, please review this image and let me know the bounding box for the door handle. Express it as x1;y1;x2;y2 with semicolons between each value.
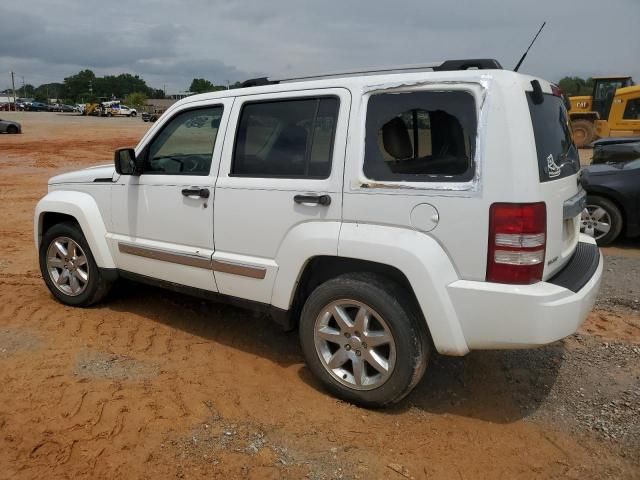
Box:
181;187;210;198
293;194;331;206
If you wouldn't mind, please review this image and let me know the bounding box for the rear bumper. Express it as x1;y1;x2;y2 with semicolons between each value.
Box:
447;235;602;350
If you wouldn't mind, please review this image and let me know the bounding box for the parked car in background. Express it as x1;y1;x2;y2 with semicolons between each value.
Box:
25;102;49;112
100;102;137;117
141;108;165;122
118;105;137;117
0;102;17;111
581;137;640;245
48;104;75;113
0;118;21;134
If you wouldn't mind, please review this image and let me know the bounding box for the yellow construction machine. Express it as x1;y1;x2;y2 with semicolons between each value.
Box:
569;76;640;147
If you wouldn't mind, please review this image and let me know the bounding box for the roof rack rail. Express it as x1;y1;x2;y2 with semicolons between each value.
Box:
433;59;502;71
241;58;503;87
240;77;279;88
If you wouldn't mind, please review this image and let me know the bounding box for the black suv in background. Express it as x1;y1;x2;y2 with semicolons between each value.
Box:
581;138;640;245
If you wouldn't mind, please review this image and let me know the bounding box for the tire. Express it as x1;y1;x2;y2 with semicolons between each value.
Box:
131;112;137;117
299;272;429;407
39;222;111;306
6;125;18;134
571;119;596;148
581;195;623;246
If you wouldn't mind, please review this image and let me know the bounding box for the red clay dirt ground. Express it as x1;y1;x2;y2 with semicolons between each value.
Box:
0;112;638;479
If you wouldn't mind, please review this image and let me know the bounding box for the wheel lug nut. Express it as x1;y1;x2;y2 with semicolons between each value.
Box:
362;343;367;349
345;344;351;351
355;350;361;356
344;332;351;338
354;331;360;337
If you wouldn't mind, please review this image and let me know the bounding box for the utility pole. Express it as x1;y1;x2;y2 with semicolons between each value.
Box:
10;71;17;108
21;76;25;98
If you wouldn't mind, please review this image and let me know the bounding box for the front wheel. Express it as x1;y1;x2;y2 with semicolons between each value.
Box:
299;273;429;407
6;125;18;134
39;222;111;306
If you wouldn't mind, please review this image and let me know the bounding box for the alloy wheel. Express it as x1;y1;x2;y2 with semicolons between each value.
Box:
46;236;89;296
581;205;611;240
314;299;396;391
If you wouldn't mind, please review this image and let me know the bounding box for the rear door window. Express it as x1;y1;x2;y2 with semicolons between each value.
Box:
527;93;580;182
231;97;339;178
364;91;477;182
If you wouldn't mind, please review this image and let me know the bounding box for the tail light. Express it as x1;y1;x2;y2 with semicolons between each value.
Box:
486;202;546;284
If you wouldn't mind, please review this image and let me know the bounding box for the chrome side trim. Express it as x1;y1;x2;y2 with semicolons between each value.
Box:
117;242;267;279
212;259;267;279
118;242;212;269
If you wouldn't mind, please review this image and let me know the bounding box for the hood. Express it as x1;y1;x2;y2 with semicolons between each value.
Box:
49;164;115;185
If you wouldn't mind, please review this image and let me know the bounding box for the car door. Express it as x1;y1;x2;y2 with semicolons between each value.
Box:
108;98;233;291
213;88;350;303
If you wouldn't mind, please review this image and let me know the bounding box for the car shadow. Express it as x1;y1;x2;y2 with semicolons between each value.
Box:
106;280;563;424
105;280;303;368
389;344;564;423
296;343;563;424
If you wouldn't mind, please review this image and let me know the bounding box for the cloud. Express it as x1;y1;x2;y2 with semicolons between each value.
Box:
1;0;639;92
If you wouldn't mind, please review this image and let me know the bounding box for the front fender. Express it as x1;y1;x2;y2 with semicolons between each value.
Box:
338;223;469;356
34;190;115;268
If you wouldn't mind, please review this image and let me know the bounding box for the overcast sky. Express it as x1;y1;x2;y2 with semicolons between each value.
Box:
1;0;639;93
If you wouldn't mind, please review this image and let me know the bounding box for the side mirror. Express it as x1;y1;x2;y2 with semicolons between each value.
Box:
114;148;137;175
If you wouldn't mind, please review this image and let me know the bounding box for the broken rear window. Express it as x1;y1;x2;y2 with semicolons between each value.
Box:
364;90;477;182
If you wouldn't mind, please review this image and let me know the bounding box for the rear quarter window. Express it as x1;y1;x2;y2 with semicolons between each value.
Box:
364;90;477;182
527;93;580;182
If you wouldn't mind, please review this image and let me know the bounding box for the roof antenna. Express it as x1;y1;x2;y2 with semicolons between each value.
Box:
514;21;546;72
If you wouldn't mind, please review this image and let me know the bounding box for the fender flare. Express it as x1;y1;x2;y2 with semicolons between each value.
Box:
337;223;468;355
270;221;341;309
271;222;469;356
34;190;115;268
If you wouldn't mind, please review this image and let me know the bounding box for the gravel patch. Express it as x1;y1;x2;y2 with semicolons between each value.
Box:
73;349;159;381
165;401;354;479
504;335;640;460
0;329;40;358
596;255;640;313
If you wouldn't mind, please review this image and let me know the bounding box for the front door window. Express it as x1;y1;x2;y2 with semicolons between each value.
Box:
144;107;223;175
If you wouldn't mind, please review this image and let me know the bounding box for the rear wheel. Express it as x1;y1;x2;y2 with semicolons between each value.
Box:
581;195;623;246
299;273;429;407
571;119;596;148
39;222;111;306
6;125;18;134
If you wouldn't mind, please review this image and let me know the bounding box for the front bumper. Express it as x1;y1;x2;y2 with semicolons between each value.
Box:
447;236;602;350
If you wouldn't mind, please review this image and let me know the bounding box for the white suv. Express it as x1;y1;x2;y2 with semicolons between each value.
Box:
34;59;602;407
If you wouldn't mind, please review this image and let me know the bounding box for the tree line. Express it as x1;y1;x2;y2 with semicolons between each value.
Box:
2;69;165;106
2;71;598;105
557;76;594;96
